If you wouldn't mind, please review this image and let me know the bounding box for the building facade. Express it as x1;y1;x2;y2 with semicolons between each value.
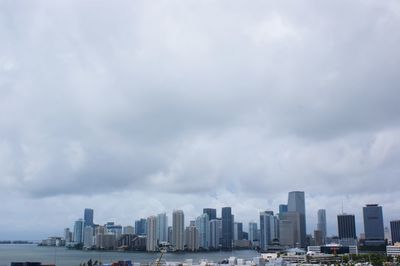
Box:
288;191;306;247
172;210;185;251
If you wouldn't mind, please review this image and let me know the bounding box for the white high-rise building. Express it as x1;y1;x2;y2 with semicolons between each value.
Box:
210;219;222;249
196;213;210;249
157;213;168;243
317;209;327;243
146;216;157;251
83;226;93;249
172;210;185;251
248;222;258;243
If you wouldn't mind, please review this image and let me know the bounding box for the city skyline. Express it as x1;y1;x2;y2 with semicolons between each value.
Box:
1;1;400;241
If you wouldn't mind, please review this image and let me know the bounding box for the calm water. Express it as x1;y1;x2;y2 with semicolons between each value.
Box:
0;245;259;266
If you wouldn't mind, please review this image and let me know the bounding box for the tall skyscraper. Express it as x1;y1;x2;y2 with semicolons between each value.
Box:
337;214;357;245
84;208;94;227
156;213;168;243
234;222;243;241
260;211;276;250
172;210;185;251
196;213;210;249
83;226;93;249
146;216;157;251
185;225;199;251
279;212;301;248
317;209;327;243
210;219;222;249
248;222;258;243
135;218;147;235
221;207;233;250
73;219;84;244
363;204;385;245
287;191;306;247
390;220;400;244
203;208;217;220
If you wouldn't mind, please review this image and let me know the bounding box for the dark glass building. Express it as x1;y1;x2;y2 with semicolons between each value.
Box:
288;191;306;247
84;208;94;227
221;207;233;250
363;204;384;245
390;220;400;243
337;214;356;239
203;208;217;220
135;218;147;235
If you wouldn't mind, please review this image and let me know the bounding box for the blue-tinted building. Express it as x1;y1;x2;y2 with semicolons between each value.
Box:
203;208;217;220
288;191;306;247
221;207;233;250
390;220;400;244
363;204;384;245
73;219;84;243
84;208;94;227
135;218;147;235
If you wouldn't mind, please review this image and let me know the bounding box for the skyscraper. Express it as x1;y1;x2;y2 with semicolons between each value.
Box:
196;213;210;249
210;219;222;249
156;213;168;243
363;204;385;245
317;209;327;243
146;216;157;251
135;218;147;235
172;210;185;251
390;220;400;244
221;207;233;250
83;226;93;249
279;212;301;247
185;225;199;251
287;191;306;247
73;219;84;244
260;211;275;250
84;208;94;227
203;208;217;220
234;222;243;241
337;214;357;245
248;222;258;243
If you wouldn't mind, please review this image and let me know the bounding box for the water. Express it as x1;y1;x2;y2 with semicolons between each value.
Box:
0;245;259;266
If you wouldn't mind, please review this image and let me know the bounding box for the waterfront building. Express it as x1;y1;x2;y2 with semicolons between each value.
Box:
209;219;222;249
84;208;94;227
196;213;210;249
123;226;134;235
64;228;72;243
105;222;123;239
185;225;199;251
156;213;168;243
172;210;185;251
363;204;385;245
168;226;172;244
221;207;233;250
234;222;243;241
203;208;217;220
73;219;84;244
83;226;93;249
390;220;400;244
248;222;258;243
317;209;327;243
146;216;157;251
337;214;357;245
260;211;275;250
288;191;306;247
135;218;147;236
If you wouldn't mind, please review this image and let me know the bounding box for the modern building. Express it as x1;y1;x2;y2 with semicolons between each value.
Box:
234;222;243;241
248;222;258;243
185;225;199;251
363;204;385;246
337;214;357;245
317;209;327;243
64;228;72;243
135;218;147;236
221;207;233;250
203;208;217;220
73;219;84;244
279;212;301;248
146;216;157;252
390;220;400;244
83;226;93;249
260;211;276;250
288;191;307;247
156;213;168;243
210;219;222;249
84;208;94;227
172;210;185;251
196;213;210;249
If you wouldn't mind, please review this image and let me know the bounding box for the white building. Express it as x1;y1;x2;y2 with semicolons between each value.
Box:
146;216;157;251
172;210;185;251
157;213;168;243
83;226;93;249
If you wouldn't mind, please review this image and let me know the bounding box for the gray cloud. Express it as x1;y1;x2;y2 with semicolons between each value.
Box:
1;0;400;239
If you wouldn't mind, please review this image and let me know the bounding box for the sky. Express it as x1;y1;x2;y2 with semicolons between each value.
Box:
0;0;400;240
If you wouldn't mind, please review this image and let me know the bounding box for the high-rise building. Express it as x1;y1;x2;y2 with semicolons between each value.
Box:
279;212;301;248
260;211;276;250
363;204;385;245
64;228;72;243
73;219;84;244
185;225;199;251
210;219;222;249
156;213;168;243
83;226;93;249
221;207;233;250
146;216;157;251
234;222;243;241
288;191;306;247
172;210;185;251
196;213;210;249
248;222;258;243
203;208;217;220
168;226;173;244
390;220;400;244
135;218;147;235
337;214;357;245
317;209;327;243
314;230;323;246
84;208;94;227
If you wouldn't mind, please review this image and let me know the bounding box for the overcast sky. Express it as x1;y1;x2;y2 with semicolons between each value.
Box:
1;0;400;240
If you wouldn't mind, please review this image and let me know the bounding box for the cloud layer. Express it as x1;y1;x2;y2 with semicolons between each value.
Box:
1;0;400;239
